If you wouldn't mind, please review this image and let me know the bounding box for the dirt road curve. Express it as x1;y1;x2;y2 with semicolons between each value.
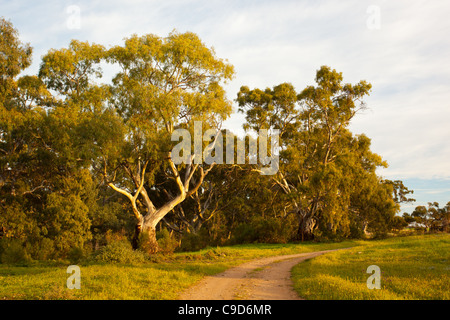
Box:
178;249;340;300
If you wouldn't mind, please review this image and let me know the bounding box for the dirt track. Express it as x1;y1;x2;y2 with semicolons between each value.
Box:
178;249;340;300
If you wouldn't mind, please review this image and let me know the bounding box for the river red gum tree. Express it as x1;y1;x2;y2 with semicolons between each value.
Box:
39;31;234;252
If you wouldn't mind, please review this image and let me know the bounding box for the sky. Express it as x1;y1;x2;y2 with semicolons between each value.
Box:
1;0;449;213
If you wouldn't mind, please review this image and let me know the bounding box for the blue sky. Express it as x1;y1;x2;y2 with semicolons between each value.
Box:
2;0;449;213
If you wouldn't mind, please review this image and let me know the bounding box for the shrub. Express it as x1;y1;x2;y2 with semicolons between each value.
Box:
45;193;92;256
104;229;129;244
179;230;209;252
0;239;31;264
95;240;147;264
348;221;367;239
25;237;55;261
68;246;85;264
156;228;179;254
231;216;296;244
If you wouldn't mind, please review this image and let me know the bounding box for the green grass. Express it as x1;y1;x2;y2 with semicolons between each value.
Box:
291;234;450;300
2;235;448;300
0;240;357;300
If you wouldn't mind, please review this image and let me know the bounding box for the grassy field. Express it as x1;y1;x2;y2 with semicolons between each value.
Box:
291;233;450;300
0;234;448;300
0;240;356;300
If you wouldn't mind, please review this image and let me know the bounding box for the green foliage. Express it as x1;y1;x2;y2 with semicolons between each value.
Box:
89;200;135;249
25;237;55;261
156;228;179;254
237;66;405;241
0;18;32;105
39;39;106;98
0;18;446;266
95;239;147;264
232;216;296;244
404;201;450;232
44;193;92;256
68;246;85;264
179;230;210;252
0;239;30;264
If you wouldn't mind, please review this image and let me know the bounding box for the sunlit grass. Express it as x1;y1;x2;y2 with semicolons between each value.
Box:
3;235;447;300
0;240;357;300
291;234;450;300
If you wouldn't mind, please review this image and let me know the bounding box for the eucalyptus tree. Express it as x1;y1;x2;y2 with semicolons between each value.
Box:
237;66;392;240
0;18;36;242
36;30;234;253
1;18;34;198
1;19;96;255
0;19;57;238
103;31;234;252
0;18;32;106
406;202;450;232
162;145;274;243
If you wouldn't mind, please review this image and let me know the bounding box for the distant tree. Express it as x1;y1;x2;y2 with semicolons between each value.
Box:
425;202;449;232
411;205;432;230
402;212;416;224
408;202;450;232
443;202;450;232
391;215;408;232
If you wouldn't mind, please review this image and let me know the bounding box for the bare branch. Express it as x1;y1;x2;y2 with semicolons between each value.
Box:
168;153;186;195
22;180;47;197
108;182;133;203
133;159;149;201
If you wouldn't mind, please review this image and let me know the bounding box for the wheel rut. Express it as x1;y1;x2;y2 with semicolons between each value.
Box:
178;249;342;300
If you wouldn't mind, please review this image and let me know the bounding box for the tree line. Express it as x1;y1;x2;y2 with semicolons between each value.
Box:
1;18;448;262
